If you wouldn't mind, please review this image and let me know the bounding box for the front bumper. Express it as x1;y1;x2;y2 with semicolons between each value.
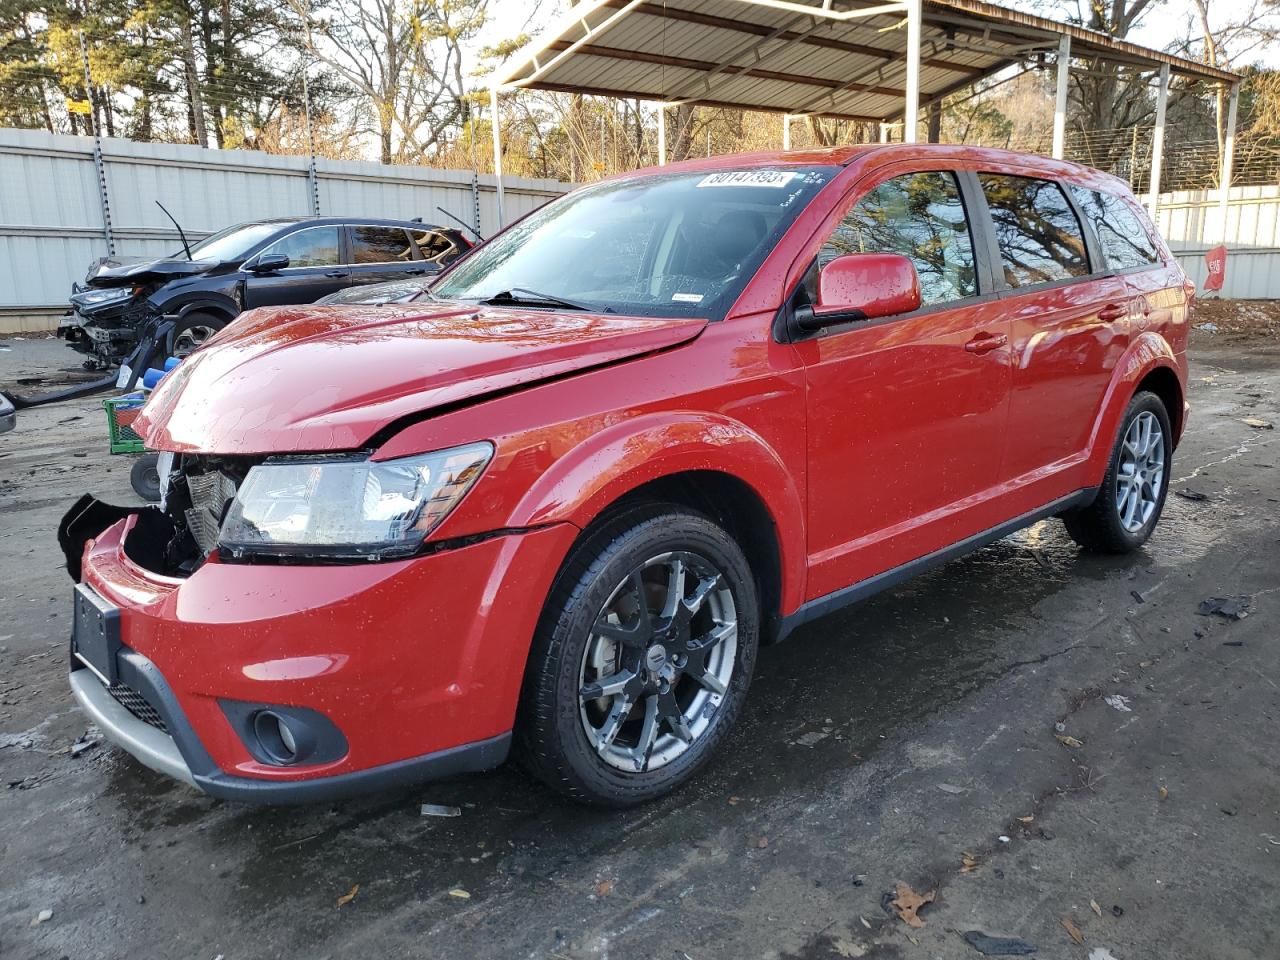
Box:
73;516;577;803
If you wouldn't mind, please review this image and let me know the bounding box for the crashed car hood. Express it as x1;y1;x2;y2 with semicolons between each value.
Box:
135;303;706;454
88;257;214;286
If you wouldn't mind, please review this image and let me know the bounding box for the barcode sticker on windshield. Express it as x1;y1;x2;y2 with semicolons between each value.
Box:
696;170;797;189
672;293;704;303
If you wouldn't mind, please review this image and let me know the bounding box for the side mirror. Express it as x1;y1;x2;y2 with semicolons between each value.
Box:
797;253;921;332
249;253;290;274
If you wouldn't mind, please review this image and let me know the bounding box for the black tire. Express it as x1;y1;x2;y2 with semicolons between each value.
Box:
516;504;759;807
167;311;226;359
130;454;162;502
1062;390;1172;553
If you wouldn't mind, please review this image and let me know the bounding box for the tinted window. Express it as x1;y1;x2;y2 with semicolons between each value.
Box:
820;171;976;307
352;227;415;263
979;174;1089;287
261;226;340;267
412;229;460;264
1072;188;1159;270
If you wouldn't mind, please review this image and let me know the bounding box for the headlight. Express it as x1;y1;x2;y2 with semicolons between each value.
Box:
71;286;137;309
217;443;494;561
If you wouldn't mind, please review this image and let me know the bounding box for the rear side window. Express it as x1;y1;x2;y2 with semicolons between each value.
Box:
412;229;460;263
820;171;977;307
1072;188;1159;270
978;174;1089;287
352;226;416;263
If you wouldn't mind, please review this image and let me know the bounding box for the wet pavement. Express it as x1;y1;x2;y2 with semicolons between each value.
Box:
1;333;1278;960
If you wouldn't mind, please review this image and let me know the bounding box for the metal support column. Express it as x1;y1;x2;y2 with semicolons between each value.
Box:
1147;63;1170;222
80;33;114;256
490;86;506;229
301;68;321;216
1216;81;1240;243
782;114;791;151
1052;34;1071;160
657;104;667;166
903;0;922;143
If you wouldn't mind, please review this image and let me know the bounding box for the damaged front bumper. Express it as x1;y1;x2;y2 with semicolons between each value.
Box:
61;496;576;804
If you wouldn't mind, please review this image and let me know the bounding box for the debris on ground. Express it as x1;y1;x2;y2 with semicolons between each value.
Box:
420;803;461;818
1241;417;1274;429
29;908;52;926
1103;695;1133;713
997;834;1011;843
961;852;980;873
1088;949;1121;960
1159;785;1169;800
594;878;615;897
890;882;935;928
448;888;471;899
1198;596;1252;620
1195;322;1219;333
336;884;359;907
1061;916;1085;944
1055;733;1084;748
961;931;1037;955
1090;899;1103;917
1175;488;1211;502
938;782;966;794
755;837;769;849
69;732;102;757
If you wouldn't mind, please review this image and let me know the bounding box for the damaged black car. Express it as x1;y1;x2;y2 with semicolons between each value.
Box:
60;216;473;368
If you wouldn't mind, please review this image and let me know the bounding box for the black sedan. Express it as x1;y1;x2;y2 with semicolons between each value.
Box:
60;217;473;365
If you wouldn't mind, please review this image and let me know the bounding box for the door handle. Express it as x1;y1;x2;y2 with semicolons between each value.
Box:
964;332;1007;354
324;270;347;278
1097;303;1127;321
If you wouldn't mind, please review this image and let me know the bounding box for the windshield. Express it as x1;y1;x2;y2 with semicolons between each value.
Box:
185;222;290;263
433;167;838;318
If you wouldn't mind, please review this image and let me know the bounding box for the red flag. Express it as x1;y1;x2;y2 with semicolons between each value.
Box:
1203;245;1227;292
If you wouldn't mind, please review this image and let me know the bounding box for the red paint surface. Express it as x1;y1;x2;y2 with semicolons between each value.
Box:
85;145;1191;785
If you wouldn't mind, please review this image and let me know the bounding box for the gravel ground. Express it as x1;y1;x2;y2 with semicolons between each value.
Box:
1;332;1278;960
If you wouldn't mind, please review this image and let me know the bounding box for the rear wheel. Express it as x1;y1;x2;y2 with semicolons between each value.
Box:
517;506;758;806
1062;390;1172;553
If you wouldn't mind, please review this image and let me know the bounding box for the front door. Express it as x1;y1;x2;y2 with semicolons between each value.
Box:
243;224;349;308
796;169;1013;600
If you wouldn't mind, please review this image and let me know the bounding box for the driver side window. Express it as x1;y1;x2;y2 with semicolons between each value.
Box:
816;171;977;309
261;227;341;268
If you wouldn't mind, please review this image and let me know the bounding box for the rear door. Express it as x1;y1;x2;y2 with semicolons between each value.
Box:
242;224;349;308
797;167;1014;600
346;225;430;288
979;172;1132;490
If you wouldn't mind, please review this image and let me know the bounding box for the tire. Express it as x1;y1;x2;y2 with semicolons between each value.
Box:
1062;390;1172;553
516;504;759;807
167;311;226;359
130;454;162;502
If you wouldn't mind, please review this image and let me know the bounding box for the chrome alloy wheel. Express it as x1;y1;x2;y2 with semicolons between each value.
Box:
1115;410;1166;533
172;323;218;357
578;551;738;773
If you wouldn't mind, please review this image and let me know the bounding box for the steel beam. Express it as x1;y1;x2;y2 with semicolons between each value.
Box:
1217;81;1240;244
490;86;506;228
1147;63;1169;222
1052;33;1070;160
903;0;922;142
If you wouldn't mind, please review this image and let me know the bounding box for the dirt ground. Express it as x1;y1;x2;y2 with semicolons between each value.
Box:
1;322;1278;960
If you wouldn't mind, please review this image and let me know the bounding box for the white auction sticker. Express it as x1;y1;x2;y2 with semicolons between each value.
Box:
696;170;797;188
672;292;704;303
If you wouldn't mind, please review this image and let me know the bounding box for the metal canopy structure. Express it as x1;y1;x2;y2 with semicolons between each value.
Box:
490;0;1240;230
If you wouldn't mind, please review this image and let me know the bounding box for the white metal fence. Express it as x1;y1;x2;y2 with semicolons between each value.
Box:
1156;185;1280;301
0;128;568;324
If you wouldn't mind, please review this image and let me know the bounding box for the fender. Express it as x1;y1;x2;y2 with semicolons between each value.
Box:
509;412;809;616
1081;331;1183;484
159;294;240;324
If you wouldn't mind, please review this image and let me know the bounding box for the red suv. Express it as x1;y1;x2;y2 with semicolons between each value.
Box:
62;145;1189;806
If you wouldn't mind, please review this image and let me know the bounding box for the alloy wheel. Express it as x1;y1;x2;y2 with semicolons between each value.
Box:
1115;410;1165;533
578;551;738;773
172;323;218;358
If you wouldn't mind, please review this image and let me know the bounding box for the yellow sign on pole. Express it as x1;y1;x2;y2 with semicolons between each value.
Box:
66;99;92;115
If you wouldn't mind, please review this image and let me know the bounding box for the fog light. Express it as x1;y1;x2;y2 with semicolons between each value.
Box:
253;710;299;765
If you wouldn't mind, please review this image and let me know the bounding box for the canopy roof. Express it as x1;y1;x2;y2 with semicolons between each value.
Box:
496;0;1239;124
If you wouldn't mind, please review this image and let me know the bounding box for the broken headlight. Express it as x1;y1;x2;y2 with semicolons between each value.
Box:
217;443;493;561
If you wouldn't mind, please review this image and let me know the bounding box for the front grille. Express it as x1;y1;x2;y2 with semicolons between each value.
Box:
108;683;168;733
184;469;240;556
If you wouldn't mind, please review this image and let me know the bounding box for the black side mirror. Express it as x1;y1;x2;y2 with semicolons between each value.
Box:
249;253;290;274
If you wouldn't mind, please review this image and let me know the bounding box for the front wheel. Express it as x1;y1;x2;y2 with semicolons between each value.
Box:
1062;390;1172;553
167;311;226;359
517;506;758;806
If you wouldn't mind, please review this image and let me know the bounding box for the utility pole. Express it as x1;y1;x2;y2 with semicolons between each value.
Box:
301;67;321;216
80;33;115;257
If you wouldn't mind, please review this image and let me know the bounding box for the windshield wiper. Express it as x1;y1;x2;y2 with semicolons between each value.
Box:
480;287;608;312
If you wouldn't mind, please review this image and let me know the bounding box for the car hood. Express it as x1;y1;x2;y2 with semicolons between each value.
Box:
135;303;706;454
88;257;215;286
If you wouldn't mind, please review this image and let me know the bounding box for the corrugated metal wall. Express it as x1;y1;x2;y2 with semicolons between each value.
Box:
1157;185;1280;300
0;128;568;316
